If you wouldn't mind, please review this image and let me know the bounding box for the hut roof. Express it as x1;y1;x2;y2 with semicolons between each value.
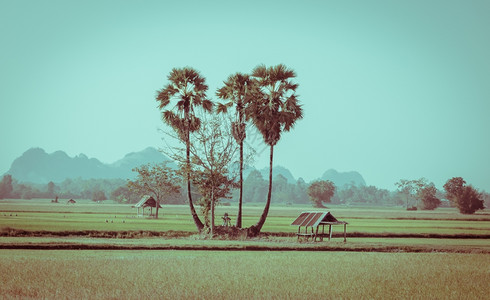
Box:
134;195;161;208
291;211;347;227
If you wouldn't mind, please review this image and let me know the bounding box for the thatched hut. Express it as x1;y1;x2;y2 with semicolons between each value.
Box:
133;196;161;217
291;211;348;242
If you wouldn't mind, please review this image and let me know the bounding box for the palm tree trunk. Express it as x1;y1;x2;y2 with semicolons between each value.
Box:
186;122;204;231
211;185;215;236
236;139;243;228
249;145;273;236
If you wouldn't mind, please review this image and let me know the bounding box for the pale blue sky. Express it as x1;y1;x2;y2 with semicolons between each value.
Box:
1;0;489;191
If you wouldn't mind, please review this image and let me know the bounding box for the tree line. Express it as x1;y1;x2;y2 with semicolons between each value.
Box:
0;171;487;216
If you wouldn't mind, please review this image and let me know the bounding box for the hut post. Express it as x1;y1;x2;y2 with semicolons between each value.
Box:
321;224;325;242
328;225;332;241
343;223;347;243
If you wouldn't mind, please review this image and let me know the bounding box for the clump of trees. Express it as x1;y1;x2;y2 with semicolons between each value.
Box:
444;177;484;214
395;178;441;210
155;64;303;237
308;180;336;208
0;175;13;199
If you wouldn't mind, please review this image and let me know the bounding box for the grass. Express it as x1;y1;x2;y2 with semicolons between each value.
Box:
1;200;489;235
0;250;488;299
1;199;489;298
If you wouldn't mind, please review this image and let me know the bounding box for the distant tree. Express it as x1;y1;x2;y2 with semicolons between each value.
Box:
242;170;268;203
92;190;107;202
247;64;303;236
128;162;181;219
47;181;56;198
444;177;484;214
111;186;137;204
156;67;213;231
293;178;310;204
395;179;421;209
396;178;440;210
416;183;441;210
0;175;13;199
482;192;490;210
308;180;336;208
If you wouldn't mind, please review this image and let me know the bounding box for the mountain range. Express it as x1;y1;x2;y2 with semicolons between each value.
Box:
4;147;366;188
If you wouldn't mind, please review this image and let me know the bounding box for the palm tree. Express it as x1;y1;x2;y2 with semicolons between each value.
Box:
216;73;254;228
247;64;303;236
156;67;213;232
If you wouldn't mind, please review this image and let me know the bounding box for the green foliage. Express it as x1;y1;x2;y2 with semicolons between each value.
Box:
333;185;394;206
444;177;484;214
395;178;441;210
417;184;441;210
0;175;13;199
235;172;309;204
110;186;138;204
308;180;336;208
47;181;56;198
91;190;106;202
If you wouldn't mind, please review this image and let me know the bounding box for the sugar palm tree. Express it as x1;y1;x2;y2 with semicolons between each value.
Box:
156;67;213;231
247;64;303;236
216;73;254;228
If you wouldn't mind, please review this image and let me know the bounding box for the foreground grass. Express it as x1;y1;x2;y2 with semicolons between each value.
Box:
0;250;488;299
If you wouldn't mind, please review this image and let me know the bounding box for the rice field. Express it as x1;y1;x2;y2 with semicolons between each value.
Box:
0;250;488;299
1;199;489;236
1;199;489;299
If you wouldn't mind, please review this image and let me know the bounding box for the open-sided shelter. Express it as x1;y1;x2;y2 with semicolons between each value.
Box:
291;211;348;242
133;195;161;217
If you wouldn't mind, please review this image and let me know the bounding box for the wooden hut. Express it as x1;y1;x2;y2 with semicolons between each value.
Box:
133;196;161;217
291;211;348;242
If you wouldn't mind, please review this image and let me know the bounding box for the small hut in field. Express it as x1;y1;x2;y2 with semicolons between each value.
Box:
291;211;348;242
67;199;76;205
133;196;161;217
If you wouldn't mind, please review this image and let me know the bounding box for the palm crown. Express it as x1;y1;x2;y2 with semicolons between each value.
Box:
216;73;254;143
249;64;303;146
156;67;213;139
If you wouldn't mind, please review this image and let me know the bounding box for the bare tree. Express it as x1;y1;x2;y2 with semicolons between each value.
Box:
127;162;180;219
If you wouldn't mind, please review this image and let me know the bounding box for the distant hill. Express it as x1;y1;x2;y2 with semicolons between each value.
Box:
5;147;172;183
320;169;366;189
259;165;296;183
4;147;367;188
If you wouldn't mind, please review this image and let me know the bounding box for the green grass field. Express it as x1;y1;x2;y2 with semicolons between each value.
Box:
1;199;489;299
0;250;488;299
1;199;489;235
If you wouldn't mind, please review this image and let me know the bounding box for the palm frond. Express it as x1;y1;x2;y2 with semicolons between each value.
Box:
201;99;214;112
216;102;233;114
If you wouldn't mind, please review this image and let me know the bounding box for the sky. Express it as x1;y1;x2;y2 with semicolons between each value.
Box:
1;0;489;191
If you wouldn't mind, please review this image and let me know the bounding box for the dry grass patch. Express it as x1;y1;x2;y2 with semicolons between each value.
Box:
0;250;488;299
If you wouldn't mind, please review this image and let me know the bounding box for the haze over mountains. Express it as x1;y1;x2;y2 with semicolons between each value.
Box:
4;147;366;188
